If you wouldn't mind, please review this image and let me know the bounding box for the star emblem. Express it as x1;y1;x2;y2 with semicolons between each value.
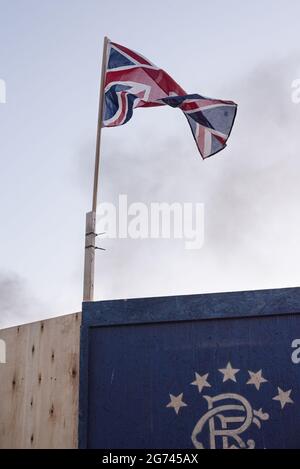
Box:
246;370;268;390
165;361;297;449
272;387;294;409
166;393;187;415
218;362;240;383
191;372;211;393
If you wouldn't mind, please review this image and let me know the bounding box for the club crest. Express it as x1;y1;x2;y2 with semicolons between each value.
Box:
166;362;294;449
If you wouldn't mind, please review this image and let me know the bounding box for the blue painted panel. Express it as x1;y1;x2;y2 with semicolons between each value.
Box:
82;287;300;326
79;288;300;449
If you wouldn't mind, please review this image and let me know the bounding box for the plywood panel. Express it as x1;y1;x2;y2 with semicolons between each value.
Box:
0;312;81;448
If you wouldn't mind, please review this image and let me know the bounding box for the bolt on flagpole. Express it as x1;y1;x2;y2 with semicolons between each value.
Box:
83;36;109;302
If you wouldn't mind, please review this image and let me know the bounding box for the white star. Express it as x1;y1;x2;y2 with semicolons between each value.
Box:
219;362;240;382
246;370;268;390
191;372;211;393
166;393;187;415
273;387;294;409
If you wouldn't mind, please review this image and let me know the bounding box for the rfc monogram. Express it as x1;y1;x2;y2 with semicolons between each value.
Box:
191;393;269;449
166;362;294;449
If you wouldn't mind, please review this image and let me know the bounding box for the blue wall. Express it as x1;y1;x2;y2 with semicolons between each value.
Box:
79;287;300;449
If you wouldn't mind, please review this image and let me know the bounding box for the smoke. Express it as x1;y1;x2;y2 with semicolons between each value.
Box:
206;55;300;249
0;272;42;329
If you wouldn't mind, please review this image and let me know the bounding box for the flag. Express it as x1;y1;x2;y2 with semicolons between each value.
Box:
103;41;237;159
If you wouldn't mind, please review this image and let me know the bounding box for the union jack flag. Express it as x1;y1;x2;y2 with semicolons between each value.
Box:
103;41;237;159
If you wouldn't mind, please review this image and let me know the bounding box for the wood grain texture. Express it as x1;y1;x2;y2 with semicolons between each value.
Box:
0;312;81;449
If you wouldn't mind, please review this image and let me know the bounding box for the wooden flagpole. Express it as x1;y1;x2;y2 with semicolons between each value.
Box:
83;36;109;302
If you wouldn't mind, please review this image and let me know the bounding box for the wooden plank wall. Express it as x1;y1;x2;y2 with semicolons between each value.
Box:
0;312;81;448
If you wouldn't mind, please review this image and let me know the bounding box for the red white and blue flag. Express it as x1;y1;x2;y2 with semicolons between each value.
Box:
103;41;237;159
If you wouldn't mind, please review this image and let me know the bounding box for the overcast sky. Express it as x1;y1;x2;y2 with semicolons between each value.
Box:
1;0;300;328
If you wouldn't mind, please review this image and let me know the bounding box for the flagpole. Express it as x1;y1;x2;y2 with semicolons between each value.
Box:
92;36;109;212
83;36;109;302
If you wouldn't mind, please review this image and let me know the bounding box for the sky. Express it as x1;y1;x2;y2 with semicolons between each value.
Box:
1;0;300;327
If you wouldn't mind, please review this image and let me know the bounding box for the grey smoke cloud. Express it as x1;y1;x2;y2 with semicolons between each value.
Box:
0;272;43;328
